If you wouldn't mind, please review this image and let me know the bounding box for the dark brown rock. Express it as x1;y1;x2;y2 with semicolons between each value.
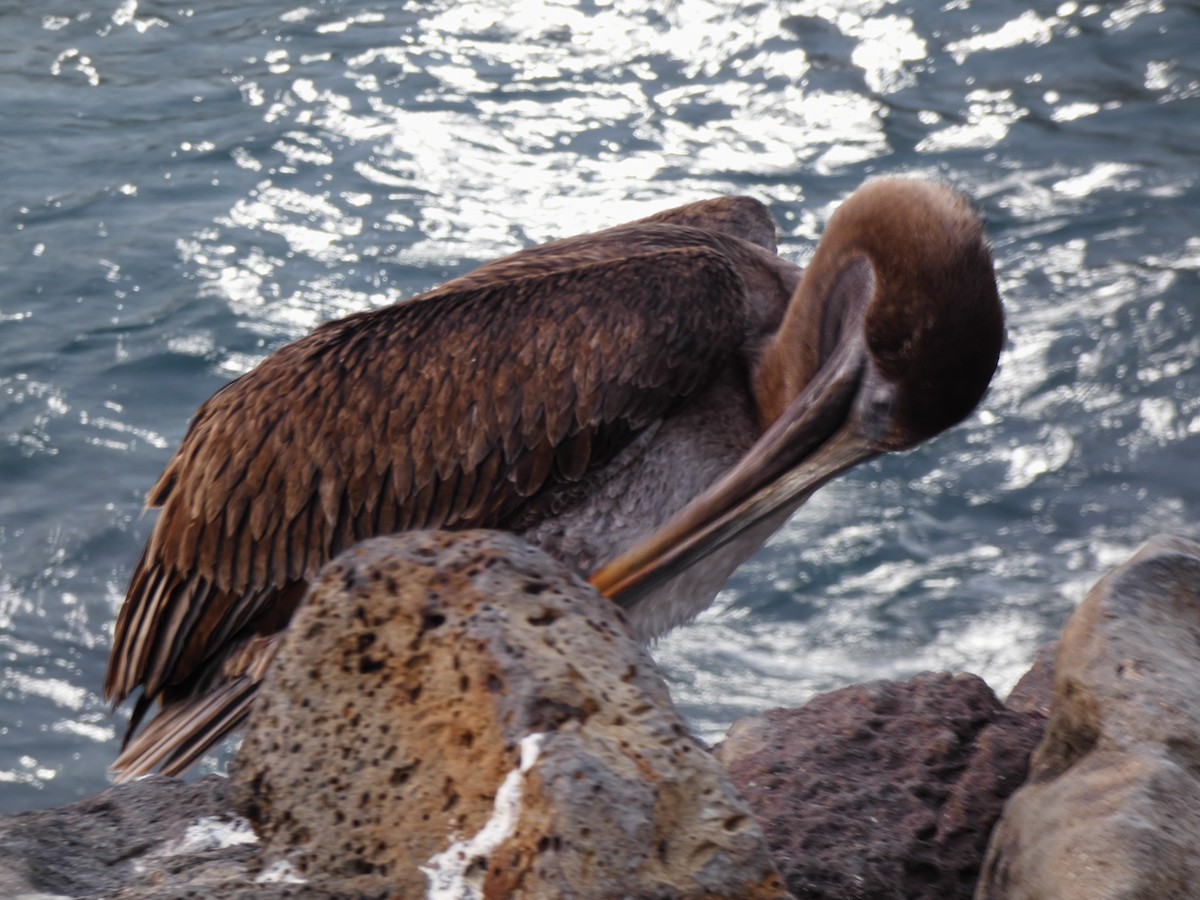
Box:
232;530;787;899
977;535;1200;900
716;672;1045;899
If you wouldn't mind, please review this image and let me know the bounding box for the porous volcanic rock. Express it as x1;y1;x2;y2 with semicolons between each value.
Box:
232;530;787;899
716;671;1045;899
977;535;1200;900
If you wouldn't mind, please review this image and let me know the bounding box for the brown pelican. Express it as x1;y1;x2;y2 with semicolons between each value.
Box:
105;177;1004;779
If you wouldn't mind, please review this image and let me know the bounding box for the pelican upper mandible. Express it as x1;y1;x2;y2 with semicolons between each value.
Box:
105;177;1004;778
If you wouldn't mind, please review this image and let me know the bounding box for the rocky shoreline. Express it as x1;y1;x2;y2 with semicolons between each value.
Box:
2;532;1198;899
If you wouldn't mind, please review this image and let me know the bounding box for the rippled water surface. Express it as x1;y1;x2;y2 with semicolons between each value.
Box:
1;0;1197;812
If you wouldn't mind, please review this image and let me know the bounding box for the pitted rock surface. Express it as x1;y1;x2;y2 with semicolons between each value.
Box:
716;672;1044;899
977;535;1200;900
232;530;786;898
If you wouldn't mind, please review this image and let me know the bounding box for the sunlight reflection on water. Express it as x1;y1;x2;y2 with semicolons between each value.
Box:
0;0;1196;804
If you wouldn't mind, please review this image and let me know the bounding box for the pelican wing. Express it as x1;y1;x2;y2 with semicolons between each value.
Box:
636;195;778;253
105;247;749;716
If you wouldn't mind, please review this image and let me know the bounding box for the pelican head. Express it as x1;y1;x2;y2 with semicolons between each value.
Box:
590;177;1004;607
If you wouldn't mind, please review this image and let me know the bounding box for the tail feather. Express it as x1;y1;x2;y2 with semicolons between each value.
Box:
110;678;258;781
110;632;283;780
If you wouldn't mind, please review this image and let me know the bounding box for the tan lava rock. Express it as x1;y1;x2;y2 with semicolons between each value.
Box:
976;534;1200;900
232;530;787;899
716;672;1045;899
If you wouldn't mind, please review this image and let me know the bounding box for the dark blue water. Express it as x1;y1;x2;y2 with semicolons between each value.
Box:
1;0;1197;813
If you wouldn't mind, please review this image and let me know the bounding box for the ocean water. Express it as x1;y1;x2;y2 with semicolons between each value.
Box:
1;0;1197;814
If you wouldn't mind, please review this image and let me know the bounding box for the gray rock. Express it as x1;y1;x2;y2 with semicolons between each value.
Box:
716;672;1045;899
977;534;1200;900
0;775;265;899
232;530;788;899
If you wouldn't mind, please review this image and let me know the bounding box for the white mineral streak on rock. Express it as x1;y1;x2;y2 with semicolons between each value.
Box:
132;814;258;874
173;815;259;853
255;858;308;884
421;732;547;900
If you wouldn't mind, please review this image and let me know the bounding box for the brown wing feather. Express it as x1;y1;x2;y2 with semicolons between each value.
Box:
438;196;777;293
636;196;778;253
106;244;750;727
